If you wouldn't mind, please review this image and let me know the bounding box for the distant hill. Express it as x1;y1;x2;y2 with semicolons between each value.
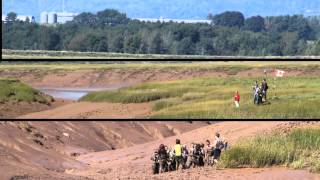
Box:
2;0;320;21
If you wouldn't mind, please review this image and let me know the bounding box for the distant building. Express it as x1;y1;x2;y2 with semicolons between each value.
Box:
57;12;78;24
40;11;78;24
2;14;35;23
48;12;58;24
40;12;49;24
135;17;211;24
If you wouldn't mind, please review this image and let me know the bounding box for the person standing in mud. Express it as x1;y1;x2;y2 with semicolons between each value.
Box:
253;81;259;103
254;85;260;105
182;145;189;167
157;144;168;173
173;139;184;170
213;133;224;164
204;140;213;165
261;79;269;102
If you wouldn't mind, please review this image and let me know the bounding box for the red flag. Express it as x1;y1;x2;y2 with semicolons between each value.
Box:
275;69;285;77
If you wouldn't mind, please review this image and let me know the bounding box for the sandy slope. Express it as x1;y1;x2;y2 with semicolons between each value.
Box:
19;102;153;119
67;121;320;180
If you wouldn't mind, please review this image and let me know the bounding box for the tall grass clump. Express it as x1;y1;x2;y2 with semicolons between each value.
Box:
153;98;182;111
81;81;198;103
219;128;320;173
0;79;52;104
80;89;172;103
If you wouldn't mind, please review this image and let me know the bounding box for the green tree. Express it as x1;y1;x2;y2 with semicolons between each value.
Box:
96;9;129;26
177;37;195;55
109;34;124;53
149;33;163;54
244;16;265;32
280;32;299;55
72;12;97;26
6;12;17;23
124;35;141;53
212;11;245;28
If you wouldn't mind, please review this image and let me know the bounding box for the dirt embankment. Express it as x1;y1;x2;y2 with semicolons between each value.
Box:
0;99;72;119
1;67;319;89
1;121;319;179
0;121;209;179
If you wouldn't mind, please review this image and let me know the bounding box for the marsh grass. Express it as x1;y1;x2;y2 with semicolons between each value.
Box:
218;128;320;173
0;79;52;104
81;76;320;119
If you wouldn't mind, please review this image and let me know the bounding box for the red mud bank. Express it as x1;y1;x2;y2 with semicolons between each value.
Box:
0;121;209;179
0;99;72;119
0;121;319;180
0;67;319;88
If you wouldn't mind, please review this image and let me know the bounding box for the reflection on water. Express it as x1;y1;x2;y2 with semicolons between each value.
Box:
39;87;118;101
40;89;88;101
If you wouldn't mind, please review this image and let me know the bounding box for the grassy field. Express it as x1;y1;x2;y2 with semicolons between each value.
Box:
2;49;320;59
0;79;53;104
219;128;320;173
80;76;320;119
1;59;320;72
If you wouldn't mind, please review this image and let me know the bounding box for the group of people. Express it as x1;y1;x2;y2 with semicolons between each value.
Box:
252;79;269;105
233;78;269;108
151;133;228;174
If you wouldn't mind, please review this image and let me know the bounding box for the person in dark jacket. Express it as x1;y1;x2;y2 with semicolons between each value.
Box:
261;79;269;102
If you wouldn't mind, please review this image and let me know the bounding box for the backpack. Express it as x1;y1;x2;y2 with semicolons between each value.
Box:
216;140;225;150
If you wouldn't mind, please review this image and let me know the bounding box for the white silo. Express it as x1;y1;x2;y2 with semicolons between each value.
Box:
40;12;48;24
48;12;57;24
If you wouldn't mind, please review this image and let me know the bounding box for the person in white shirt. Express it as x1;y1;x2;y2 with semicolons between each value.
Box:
204;139;213;165
213;133;224;163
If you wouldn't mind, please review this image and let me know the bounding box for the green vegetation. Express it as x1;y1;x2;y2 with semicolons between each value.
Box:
219;128;320;173
2;9;320;56
3;49;319;59
0;79;53;104
1;59;320;70
81;76;320;119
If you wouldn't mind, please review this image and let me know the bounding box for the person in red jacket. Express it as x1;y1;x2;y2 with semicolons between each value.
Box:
234;91;240;108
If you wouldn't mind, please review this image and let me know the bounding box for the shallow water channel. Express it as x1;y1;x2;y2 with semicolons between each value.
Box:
38;87;119;101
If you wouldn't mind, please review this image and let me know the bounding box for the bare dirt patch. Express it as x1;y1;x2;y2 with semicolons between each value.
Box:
0;99;72;119
19;102;153;119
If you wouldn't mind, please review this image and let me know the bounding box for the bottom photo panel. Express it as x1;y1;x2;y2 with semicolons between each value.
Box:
0;121;319;180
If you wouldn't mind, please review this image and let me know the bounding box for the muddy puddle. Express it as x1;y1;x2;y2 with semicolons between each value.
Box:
38;85;129;101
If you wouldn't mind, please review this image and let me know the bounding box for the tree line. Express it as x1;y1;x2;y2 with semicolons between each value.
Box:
2;9;320;56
